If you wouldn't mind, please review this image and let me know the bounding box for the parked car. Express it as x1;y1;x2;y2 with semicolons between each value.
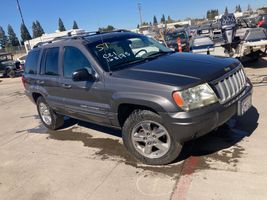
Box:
197;23;212;37
164;28;190;52
0;52;19;78
256;14;267;29
191;36;215;54
23;31;253;165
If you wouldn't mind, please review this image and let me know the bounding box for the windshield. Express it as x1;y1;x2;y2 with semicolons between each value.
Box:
87;35;172;71
165;31;187;41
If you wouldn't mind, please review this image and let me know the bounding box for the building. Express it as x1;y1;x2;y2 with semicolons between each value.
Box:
24;29;85;52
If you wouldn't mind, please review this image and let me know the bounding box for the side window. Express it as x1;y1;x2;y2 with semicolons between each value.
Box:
44;47;59;76
24;50;40;74
63;46;92;78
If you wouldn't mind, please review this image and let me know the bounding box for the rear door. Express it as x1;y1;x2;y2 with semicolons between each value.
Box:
59;45;110;124
38;47;65;112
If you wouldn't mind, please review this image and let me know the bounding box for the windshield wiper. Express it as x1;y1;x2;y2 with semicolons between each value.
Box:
112;59;147;71
111;51;175;71
144;51;175;60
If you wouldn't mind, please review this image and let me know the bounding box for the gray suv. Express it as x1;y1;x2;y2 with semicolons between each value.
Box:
23;31;253;165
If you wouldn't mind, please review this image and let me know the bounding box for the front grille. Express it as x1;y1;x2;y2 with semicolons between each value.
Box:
213;67;247;103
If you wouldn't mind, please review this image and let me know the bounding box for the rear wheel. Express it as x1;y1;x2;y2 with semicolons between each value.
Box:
122;110;182;165
36;96;64;130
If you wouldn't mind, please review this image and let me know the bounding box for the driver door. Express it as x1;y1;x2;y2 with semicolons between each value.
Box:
59;45;110;124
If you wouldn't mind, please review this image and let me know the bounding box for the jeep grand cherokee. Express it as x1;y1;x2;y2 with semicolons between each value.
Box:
23;30;253;165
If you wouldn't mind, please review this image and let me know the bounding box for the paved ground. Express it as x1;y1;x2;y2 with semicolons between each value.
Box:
0;57;266;200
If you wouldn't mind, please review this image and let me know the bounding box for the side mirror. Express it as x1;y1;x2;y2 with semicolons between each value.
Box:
72;68;96;82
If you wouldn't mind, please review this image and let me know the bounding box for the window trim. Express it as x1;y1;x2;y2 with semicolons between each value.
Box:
24;49;41;75
40;47;60;76
62;46;95;79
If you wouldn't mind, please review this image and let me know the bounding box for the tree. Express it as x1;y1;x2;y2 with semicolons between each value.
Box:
98;25;115;32
153;16;158;25
141;22;149;26
236;5;242;12
72;20;79;29
32;22;38;38
7;25;19;46
58;18;66;32
167;16;173;24
207;9;219;20
20;24;32;42
224;7;229;15
35;20;44;36
247;4;252;12
160;14;166;24
0;26;7;48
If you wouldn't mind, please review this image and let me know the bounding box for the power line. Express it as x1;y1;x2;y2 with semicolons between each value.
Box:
138;3;143;26
16;0;31;49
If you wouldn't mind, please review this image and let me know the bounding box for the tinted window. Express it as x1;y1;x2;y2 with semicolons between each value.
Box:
44;48;59;76
25;50;40;74
63;47;92;78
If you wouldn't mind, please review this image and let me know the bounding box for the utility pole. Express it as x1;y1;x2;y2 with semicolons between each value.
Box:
16;0;31;49
138;3;143;27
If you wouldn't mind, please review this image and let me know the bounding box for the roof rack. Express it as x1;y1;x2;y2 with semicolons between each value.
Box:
32;29;131;48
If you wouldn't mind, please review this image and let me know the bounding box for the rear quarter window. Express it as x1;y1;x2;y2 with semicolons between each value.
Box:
24;50;40;74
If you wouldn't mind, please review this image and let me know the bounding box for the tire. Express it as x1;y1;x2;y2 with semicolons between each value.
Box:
7;69;15;78
122;110;182;165
36;96;64;130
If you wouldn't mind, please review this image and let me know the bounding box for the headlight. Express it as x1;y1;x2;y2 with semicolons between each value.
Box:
172;83;218;111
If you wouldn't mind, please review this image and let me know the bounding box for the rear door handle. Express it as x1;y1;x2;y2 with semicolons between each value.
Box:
62;83;72;89
37;80;44;84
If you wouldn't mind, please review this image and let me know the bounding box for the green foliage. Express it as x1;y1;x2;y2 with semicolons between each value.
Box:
141;22;149;26
153;16;158;25
225;7;229;15
98;25;115;32
167;16;174;24
0;26;7;48
20;24;32;42
161;14;166;23
235;5;242;12
73;20;79;29
32;22;37;38
35;20;44;36
247;4;252;12
7;25;20;47
207;9;219;20
58;18;66;32
32;21;45;38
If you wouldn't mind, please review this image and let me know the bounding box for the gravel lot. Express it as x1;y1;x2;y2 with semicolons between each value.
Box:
0;57;266;200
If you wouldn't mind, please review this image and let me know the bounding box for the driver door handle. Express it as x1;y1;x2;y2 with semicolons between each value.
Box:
62;83;72;89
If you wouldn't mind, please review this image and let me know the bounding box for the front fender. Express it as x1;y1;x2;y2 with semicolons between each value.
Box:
111;91;178;113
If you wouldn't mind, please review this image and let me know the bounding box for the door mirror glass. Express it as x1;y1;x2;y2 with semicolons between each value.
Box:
72;68;95;82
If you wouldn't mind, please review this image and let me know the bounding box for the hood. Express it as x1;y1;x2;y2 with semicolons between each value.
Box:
112;53;240;89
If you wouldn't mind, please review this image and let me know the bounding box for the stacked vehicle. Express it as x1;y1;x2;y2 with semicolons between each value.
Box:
192;13;267;61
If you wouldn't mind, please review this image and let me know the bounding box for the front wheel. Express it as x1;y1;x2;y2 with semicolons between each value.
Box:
122;110;182;165
6;69;15;78
36;96;64;130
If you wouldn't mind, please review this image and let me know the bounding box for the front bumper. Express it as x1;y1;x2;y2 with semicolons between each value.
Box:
161;83;253;143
